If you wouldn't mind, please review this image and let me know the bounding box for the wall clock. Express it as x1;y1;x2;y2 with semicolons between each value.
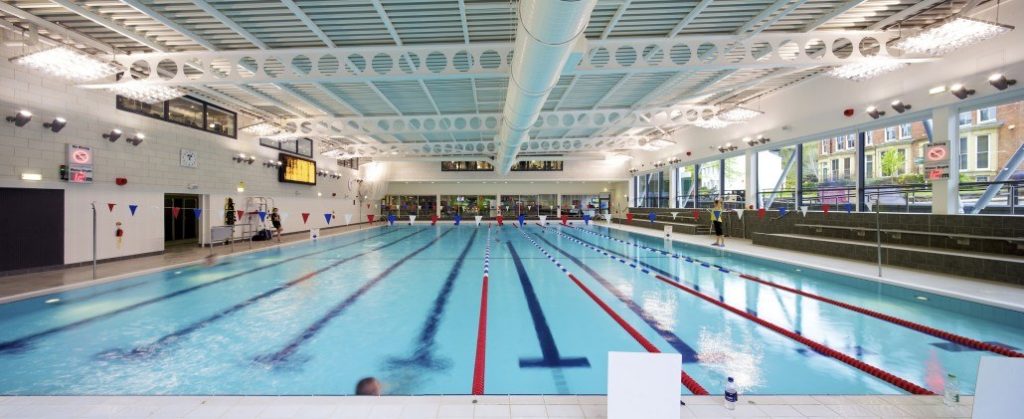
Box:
180;149;198;168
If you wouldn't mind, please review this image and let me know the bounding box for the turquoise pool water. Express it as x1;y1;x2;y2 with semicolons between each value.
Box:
0;224;1020;395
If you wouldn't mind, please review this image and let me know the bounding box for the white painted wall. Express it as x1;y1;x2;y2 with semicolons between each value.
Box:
0;43;385;265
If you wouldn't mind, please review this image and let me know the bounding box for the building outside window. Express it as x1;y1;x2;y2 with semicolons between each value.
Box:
978;106;997;123
885;126;898;141
899;123;912;139
864;155;873;178
976;135;990;169
959;137;969;170
865;130;873;145
846;134;856;149
835;137;845;151
959;111;973;126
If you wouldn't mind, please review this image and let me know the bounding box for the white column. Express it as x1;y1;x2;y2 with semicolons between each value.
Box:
436;194;441;217
556;194;562;217
744;149;757;210
931;106;961;214
668;167;677;208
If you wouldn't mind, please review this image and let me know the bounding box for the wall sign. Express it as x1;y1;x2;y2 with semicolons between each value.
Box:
923;142;950;180
279;153;317;185
66;144;94;183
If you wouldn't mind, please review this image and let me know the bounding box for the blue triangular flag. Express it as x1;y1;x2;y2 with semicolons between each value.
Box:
454;213;462;225
193;208;202;219
387;214;396;225
844;202;853;213
583;214;591;225
713;210;721;220
517;214;525;226
648;212;656;222
324;213;332;224
778;207;787;218
258;211;267;222
128;204;138;216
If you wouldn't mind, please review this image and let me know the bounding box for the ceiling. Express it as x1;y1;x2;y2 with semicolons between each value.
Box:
0;0;994;161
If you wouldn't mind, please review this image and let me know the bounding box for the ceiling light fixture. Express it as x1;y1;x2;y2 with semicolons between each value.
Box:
106;82;185;104
866;106;885;119
242;122;282;136
895;17;1013;57
890;100;911;113
756;134;771;144
126;133;145;146
6;110;32;127
950;83;975;99
928;85;947;95
988;73;1017;90
718;106;763;122
21;172;42;181
11;46;120;82
102;128;122;141
717;144;739;153
826;57;908;82
43;117;67;132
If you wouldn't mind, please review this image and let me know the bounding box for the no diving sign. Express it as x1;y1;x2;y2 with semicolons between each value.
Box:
924;143;950;180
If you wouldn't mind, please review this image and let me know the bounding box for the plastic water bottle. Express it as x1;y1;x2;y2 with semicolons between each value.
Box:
724;377;738;410
943;373;960;406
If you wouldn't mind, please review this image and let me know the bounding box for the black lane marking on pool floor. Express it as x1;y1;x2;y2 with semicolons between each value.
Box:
384;229;479;372
94;229;429;361
532;232;699;363
255;229;456;366
505;242;590;369
0;227;409;355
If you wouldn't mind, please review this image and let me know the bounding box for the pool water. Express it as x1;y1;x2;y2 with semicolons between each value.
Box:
0;224;1021;396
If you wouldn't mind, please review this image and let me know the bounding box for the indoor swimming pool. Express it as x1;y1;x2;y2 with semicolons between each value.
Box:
0;224;1021;396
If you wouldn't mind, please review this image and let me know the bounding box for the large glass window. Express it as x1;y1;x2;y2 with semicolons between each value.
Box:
959;137;969;169
116;96;163;118
116;94;237;139
440;195;497;218
957;99;1023;214
959;111;973;126
167;96;205;129
977;135;990;169
757;146;797;209
562;194;607;218
698;160;721;208
864;119;931;212
206;104;236;137
381;195;437;217
724;156;746;208
675;165;695;208
441;161;495;171
978;106;996;123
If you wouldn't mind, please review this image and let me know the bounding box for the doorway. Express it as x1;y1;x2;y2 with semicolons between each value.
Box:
164;194;200;244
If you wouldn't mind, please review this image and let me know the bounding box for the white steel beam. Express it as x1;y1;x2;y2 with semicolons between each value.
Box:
801;0;866;31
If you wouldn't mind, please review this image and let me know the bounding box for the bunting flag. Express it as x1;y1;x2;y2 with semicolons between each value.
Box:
866;201;873;212
800;206;809;217
517;214;525;226
843;202;853;214
561;214;569;225
757;208;766;218
367;214;375;223
344;213;353;225
583;214;591;225
431;214;439;225
128;204;138;216
453;214;461;226
387;214;396;226
735;209;743;220
604;214;612;223
539;215;548;226
258;211;267;222
172;207;181;219
713;210;721;221
408;215;416;225
474;215;482;226
778;207;787;218
693;210;700;220
822;204;830;215
193;208;202;219
236;210;245;221
670;212;679;220
626;213;634;223
107;203;116;212
496;215;504;226
648;212;656;222
325;213;333;224
301;212;310;224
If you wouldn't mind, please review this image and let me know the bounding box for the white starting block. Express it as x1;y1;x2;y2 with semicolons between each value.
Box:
607;352;681;419
408;215;416;225
474;215;483;226
539;215;547;226
309;228;320;241
663;225;672;238
973;357;1024;418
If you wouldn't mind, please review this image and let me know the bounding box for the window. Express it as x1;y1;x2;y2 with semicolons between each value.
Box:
865;130;873;145
820;162;828;181
116;96;162;119
959;111;973;126
441;161;494;171
899;123;912;139
510;160;563;171
116;94;237;139
978;107;996;123
831;160;839;181
959;137;968;170
880;149;906;176
260;137;313;158
167;96;205;129
338;158;359;170
846;134;856;149
205;104;236;137
865;155;873;177
843;157;852;179
821;139;830;154
885;126;898;141
835;137;846;151
976;135;990;169
976;175;989;182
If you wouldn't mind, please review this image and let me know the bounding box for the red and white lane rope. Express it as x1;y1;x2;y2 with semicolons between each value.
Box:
567;224;1024;358
471;226;491;395
514;226;709;395
546;224;933;394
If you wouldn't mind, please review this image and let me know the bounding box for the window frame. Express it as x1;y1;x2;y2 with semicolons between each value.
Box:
116;94;238;139
976;134;990;169
977;106;996;124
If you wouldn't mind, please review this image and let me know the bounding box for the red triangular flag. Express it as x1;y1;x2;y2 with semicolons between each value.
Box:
301;212;310;224
107;203;116;212
757;208;766;218
692;210;699;220
367;214;375;223
236;210;245;220
172;207;181;219
823;204;830;215
626;213;634;223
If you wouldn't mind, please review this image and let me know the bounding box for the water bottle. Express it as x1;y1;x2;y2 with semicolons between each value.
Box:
724;377;738;410
943;373;960;406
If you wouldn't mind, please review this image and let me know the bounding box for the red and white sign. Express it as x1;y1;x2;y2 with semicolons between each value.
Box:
66;144;94;184
923;143;950;180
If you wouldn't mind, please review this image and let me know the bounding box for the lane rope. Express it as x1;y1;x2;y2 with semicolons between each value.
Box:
566;224;1024;358
472;225;491;395
513;226;709;395
543;224;933;395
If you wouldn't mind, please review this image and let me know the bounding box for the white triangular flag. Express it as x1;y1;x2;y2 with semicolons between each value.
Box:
604;214;613;223
343;213;353;225
670;212;679;220
865;201;873;212
539;215;547;226
408;215;416;225
734;209;743;220
800;206;809;217
474;215;483;226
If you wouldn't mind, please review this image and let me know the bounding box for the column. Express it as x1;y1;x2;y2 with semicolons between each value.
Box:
744;149;757;210
668;167;678;208
931;106;960;214
436;193;441;217
556;194;562;217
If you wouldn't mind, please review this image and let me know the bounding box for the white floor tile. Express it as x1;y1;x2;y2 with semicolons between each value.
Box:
793;403;841;417
438;404;475;418
509;404;547;417
474;404;511;417
579;404;606;418
332;404;374;418
400;403;440;418
754;404;801;416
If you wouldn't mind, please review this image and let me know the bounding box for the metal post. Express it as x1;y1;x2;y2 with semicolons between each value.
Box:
91;202;97;279
875;193;882;277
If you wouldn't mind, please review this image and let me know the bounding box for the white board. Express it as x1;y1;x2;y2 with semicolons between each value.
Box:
972;357;1024;419
607;352;681;419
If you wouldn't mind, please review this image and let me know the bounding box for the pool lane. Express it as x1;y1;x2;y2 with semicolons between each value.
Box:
520;225;903;395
